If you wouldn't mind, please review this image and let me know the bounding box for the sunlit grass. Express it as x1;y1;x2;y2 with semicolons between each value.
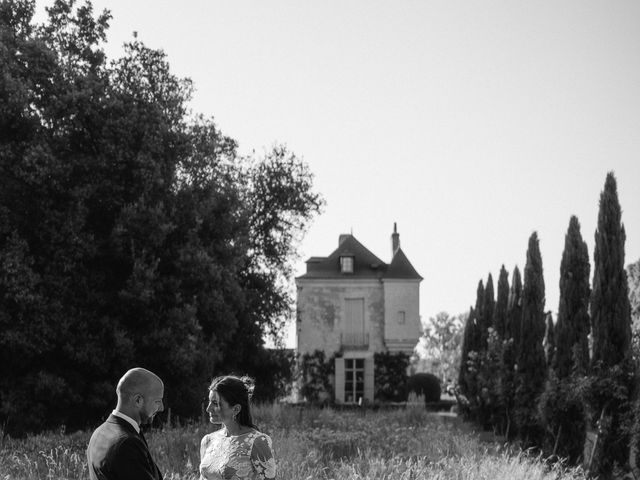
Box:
1;404;585;480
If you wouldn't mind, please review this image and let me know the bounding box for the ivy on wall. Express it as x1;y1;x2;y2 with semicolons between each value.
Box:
299;350;336;403
374;352;411;402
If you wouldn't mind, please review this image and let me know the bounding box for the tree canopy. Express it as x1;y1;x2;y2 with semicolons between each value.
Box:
0;0;322;435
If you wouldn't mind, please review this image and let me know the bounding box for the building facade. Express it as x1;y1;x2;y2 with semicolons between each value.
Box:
295;224;422;404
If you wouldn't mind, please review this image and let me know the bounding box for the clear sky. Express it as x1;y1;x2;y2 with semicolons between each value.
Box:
37;1;640;346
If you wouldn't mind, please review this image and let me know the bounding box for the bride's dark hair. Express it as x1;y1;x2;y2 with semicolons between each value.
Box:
209;375;258;430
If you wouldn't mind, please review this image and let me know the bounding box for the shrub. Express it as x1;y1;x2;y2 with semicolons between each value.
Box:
407;373;441;403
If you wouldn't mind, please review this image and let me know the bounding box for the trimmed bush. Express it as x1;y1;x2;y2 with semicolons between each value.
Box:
407;373;441;403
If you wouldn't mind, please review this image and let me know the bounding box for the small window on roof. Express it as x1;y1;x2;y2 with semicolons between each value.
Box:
397;311;405;324
340;256;354;273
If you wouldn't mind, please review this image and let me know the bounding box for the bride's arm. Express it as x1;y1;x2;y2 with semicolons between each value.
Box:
250;434;276;480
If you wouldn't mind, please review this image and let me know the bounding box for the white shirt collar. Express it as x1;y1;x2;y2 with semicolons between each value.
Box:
112;409;140;433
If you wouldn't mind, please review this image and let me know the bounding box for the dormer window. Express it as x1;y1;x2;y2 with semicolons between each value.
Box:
340;255;354;273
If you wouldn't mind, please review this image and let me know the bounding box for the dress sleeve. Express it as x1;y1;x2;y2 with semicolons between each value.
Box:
250;434;276;480
200;433;210;463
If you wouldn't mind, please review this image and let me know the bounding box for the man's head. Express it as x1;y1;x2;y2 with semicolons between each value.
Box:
115;368;164;426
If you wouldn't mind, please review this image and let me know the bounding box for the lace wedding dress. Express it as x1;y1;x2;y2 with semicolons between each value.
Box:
199;428;276;480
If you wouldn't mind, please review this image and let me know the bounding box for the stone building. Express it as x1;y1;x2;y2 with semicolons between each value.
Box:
295;224;422;404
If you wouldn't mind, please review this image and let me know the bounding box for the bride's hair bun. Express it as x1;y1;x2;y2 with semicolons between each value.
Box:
240;375;255;400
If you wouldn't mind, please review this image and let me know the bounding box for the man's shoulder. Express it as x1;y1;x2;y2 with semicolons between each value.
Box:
89;416;138;446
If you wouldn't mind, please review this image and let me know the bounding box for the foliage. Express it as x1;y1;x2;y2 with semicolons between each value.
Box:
588;172;634;477
537;217;591;467
514;232;547;449
299;350;335;404
475;279;487;351
538;370;589;466
590;172;632;369
0;0;322;435
502;266;522;439
476;328;509;433
494;265;509;340
407;373;441;403
416;311;464;385
482;274;496;347
506;266;523;362
543;312;555;365
458;281;487;415
629;258;640;364
373;351;410;402
554;216;590;379
458;306;477;398
584;360;636;478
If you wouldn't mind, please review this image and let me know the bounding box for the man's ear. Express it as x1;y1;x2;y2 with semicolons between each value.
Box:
133;393;144;406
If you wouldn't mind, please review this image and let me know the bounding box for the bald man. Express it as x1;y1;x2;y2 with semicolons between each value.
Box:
87;368;165;480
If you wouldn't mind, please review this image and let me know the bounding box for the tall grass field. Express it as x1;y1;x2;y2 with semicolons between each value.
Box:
1;403;586;479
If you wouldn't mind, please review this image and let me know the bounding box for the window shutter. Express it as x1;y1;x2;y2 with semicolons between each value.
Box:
364;356;374;402
335;357;345;404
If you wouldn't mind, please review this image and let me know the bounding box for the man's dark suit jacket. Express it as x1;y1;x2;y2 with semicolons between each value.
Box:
87;414;163;480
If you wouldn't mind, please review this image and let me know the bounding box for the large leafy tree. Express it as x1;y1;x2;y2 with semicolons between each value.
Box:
0;0;322;435
514;232;546;448
588;172;634;477
416;311;463;385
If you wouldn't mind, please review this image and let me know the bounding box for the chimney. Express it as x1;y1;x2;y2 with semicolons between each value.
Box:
391;222;400;256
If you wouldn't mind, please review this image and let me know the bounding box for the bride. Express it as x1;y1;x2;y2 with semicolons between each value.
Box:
199;375;276;480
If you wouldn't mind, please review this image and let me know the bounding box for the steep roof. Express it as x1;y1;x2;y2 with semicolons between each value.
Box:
297;234;422;280
297;234;385;279
386;248;423;280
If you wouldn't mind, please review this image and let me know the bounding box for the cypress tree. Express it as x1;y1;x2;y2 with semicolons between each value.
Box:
503;265;522;439
458;306;478;411
554;215;590;379
539;215;590;465
458;307;474;390
589;172;634;477
591;172;632;367
475;280;486;351
483;273;496;336
506;266;523;358
515;232;546;448
480;272;504;432
544;312;555;365
494;265;509;340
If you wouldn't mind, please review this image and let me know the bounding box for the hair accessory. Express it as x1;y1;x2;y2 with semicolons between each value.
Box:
241;376;255;400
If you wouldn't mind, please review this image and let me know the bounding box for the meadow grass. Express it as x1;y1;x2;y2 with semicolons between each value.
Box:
1;403;586;480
